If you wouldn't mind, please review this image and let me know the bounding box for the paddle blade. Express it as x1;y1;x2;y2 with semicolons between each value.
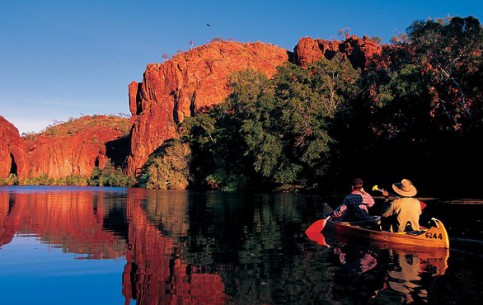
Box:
305;229;329;247
306;217;329;232
305;219;330;247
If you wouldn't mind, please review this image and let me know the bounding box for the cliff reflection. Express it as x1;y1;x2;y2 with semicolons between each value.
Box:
1;187;478;305
122;189;228;305
0;188;126;258
121;191;324;305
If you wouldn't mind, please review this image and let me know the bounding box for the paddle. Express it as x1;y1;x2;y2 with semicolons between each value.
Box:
372;185;427;210
305;203;334;247
305;217;331;247
372;185;398;198
306;216;331;232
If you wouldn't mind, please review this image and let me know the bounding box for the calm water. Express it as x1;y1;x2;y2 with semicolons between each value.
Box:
0;186;481;305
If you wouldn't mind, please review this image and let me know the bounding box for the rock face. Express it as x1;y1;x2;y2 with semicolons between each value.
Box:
127;36;381;175
24;115;130;179
0;116;27;179
1;115;130;180
294;35;382;69
2;35;383;181
127;41;290;175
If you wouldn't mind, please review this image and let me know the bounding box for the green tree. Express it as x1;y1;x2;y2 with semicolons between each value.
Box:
89;162;134;187
182;58;361;191
137;140;191;190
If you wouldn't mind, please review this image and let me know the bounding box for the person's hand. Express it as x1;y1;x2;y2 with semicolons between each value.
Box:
332;205;347;218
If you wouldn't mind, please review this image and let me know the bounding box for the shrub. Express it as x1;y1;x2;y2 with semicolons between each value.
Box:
89;163;134;187
138;140;191;190
0;174;19;186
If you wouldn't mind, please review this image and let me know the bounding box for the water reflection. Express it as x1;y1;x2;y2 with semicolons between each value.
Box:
306;226;450;304
333;246;378;274
122;189;229;305
0;186;126;259
0;186;481;305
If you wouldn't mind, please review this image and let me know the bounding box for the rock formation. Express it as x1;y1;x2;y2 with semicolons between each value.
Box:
23;115;130;179
2;35;383;181
0;115;27;179
294;34;382;69
127;36;381;175
127;41;290;175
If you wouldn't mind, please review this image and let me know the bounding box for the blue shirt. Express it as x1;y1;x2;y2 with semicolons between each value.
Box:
333;190;375;222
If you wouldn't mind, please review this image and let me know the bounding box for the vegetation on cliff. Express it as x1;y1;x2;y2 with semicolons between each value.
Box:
164;16;481;196
179;56;360;192
3;16;481;196
40;114;131;138
137;140;191;190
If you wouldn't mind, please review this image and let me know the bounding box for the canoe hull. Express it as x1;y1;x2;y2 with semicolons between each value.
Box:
327;219;450;248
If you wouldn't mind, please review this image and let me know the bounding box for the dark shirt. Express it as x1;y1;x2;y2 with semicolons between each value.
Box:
333;190;375;222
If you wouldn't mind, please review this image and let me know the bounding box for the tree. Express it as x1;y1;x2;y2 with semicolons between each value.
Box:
137;140;191;190
407;16;483;131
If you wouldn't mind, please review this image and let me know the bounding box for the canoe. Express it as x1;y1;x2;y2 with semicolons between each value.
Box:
322;203;450;249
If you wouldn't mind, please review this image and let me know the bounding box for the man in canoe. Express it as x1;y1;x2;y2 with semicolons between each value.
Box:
380;178;422;232
332;178;376;223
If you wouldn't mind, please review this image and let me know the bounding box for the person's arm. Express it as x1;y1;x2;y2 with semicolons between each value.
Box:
332;198;349;219
380;199;395;217
381;189;399;202
360;188;375;208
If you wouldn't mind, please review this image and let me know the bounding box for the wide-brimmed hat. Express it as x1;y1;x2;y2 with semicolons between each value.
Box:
392;179;417;197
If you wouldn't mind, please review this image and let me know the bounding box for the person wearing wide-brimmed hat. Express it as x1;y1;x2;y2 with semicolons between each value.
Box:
380;178;422;232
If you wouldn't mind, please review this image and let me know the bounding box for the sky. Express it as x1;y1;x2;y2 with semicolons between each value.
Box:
0;0;481;134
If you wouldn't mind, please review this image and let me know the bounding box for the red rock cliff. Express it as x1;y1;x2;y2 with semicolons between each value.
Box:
3;35;382;180
127;37;382;175
127;41;290;175
0;116;27;179
25;115;130;179
294;35;382;69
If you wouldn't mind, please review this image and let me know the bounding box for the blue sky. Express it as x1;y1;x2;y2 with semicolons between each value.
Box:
0;0;481;134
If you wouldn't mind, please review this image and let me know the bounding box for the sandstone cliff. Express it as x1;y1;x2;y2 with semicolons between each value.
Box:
294;34;382;69
0;115;27;179
2;35;382;181
127;41;290;175
127;36;381;175
24;115;130;179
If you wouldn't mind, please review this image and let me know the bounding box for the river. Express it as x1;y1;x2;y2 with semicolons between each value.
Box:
0;186;481;305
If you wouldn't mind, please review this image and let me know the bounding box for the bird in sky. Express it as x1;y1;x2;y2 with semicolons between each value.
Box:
206;23;211;27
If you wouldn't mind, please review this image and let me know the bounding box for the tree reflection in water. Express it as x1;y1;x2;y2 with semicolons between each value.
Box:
1;187;477;305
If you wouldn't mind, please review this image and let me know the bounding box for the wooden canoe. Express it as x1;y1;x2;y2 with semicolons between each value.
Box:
322;204;450;249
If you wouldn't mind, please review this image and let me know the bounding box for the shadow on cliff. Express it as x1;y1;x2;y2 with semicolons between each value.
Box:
105;135;131;168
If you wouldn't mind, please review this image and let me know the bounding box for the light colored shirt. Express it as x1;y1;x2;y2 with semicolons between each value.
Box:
381;197;421;232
